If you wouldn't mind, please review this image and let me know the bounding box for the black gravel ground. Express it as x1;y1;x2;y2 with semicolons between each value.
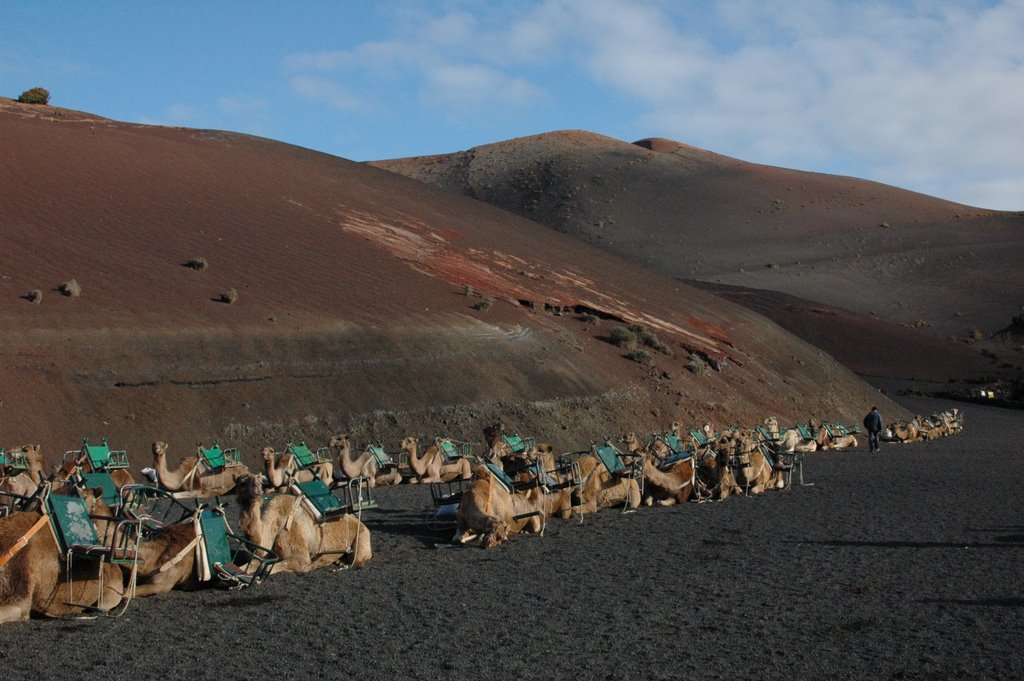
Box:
1;393;1021;680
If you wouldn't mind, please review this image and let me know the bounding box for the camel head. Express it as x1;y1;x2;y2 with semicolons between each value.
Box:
19;444;42;461
152;441;168;461
261;447;276;463
670;422;684;437
400;436;418;450
329;434;349;449
701;423;713;439
621;432;643;454
234;472;264;504
482;422;505;447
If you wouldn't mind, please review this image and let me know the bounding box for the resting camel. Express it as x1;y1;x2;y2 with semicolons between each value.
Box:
0;445;47;498
454;466;572;548
622;433;696;506
776;428;818;453
573;451;641;513
398;437;471;484
328;435;401;487
692;440;743;501
151;441;249;498
235;473;370;573
917;416;951;441
482;422;511;467
887;421;922;443
0;491;126;622
121;520;202;597
731;436;786;495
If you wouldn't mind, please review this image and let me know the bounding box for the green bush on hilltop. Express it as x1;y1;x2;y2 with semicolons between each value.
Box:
17;87;50;105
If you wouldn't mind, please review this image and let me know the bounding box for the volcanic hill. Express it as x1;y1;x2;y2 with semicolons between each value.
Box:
371;131;1024;383
0;99;900;464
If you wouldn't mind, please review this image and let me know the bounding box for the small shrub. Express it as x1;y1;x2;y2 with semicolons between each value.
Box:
577;313;598;325
914;319;929;328
686;352;709;375
473;297;493;311
625;349;653;365
609;326;638;350
968;329;985;342
462;285;474;296
26;289;43;304
880;221;891;228
184;257;208;270
219;288;238;304
17;87;50;105
59;279;81;297
627;323;673;356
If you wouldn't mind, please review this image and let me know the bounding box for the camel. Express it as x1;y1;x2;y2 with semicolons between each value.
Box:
887;421;922;443
693;443;742;501
235;473;371;574
918;419;947;441
0;491;126;622
0;445;46;498
151;441;249;498
777;428;819;453
573;452;641;513
121;520;202;597
398;436;472;484
454;466;572;548
731;437;786;495
76;445;136;490
261;446;333;490
328;435;401;488
817;427;859;451
621;433;696;507
482;422;512;467
262;447;291;492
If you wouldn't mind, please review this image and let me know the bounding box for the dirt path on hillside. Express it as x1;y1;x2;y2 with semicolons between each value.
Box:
1;394;1021;680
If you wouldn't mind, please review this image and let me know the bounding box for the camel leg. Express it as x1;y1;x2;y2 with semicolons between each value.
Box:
0;600;31;623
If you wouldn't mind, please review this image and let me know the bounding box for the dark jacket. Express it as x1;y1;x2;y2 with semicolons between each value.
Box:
863;409;883;432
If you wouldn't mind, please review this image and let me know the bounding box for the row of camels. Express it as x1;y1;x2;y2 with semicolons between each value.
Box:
0;439;381;623
0;410;963;620
452;412;964;548
884;409;964;443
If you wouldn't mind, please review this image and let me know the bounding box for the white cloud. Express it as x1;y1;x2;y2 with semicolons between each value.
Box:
289;75;368;112
166;103;198;122
279;0;1024;208
217;95;267;116
547;0;1024;209
421;63;542;111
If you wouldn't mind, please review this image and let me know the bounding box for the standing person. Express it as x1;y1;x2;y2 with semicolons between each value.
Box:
863;406;883;452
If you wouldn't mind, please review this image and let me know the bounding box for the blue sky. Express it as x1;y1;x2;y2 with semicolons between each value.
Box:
2;1;1021;209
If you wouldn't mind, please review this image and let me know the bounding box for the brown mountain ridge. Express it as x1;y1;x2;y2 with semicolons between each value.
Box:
371;130;1024;384
0;100;899;463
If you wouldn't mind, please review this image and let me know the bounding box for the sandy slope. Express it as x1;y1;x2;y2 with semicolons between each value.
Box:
1;393;1019;680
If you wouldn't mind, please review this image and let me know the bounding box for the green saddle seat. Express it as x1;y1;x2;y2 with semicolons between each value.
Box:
198;442;241;472
366;444;396;468
501;432;535;455
46;493;137;563
593;442;637;478
286;442;331;470
198;508;275;586
81;472;122;508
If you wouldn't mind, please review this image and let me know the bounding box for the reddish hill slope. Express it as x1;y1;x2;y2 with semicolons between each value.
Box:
0;100;900;465
372;131;1023;381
